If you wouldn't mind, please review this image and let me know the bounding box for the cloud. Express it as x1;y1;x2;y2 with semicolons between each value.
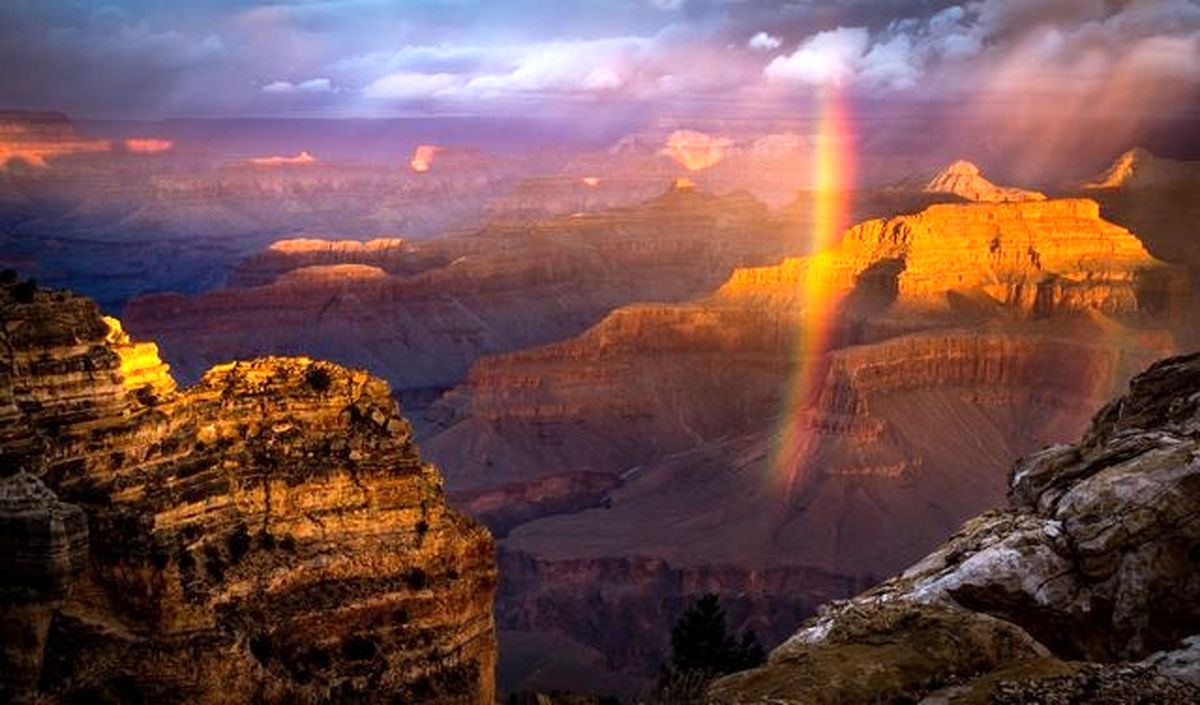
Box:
360;37;656;102
464;38;648;95
764;27;871;86
363;72;460;100
747;31;781;51
0;0;1197;121
760;0;1200;95
262;78;334;94
857;34;919;89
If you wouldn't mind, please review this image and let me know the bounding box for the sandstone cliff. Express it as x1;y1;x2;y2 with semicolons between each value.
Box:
718;198;1173;317
0;279;497;704
709;351;1200;703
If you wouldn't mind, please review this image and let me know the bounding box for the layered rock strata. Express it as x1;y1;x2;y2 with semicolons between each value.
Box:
124;187;796;394
709;352;1200;703
0;279;497;704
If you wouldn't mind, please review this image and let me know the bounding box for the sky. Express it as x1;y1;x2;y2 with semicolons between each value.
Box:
0;0;1198;122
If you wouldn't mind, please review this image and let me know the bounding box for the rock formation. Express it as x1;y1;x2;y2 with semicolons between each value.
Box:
709;351;1200;703
421;198;1184;691
0;111;110;169
719;198;1168;316
228;238;429;288
0;278;497;703
924;160;1046;203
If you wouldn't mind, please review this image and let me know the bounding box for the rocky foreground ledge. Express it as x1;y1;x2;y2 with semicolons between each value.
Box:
710;352;1200;703
0;279;496;704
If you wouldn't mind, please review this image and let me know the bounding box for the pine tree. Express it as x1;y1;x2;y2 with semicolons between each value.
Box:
652;593;766;702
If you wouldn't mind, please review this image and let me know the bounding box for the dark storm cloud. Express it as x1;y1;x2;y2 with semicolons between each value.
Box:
0;0;1195;118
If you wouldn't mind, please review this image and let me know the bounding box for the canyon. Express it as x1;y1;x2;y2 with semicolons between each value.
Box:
114;156;1198;696
7;126;1198;699
0;278;496;703
122;185;803;396
0;111;669;310
1;108;1046;313
420;195;1187;693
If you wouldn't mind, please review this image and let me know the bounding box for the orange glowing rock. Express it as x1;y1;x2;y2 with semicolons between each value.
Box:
102;316;175;397
410;145;441;173
124;138;174;154
672;177;696;190
718;199;1161;316
275;264;390;285
582;176;601;187
661;130;734;172
0;112;110;169
268;238;407;255
248;150;316;167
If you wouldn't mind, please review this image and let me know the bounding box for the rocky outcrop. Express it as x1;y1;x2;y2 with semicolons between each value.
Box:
924;160;1046;203
711;602;1050;704
709;352;1200;703
0;279;497;704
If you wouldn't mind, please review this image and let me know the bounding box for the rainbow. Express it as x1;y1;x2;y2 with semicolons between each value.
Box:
771;85;855;490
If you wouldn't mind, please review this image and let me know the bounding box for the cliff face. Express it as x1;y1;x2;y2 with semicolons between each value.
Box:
0;280;497;704
421;198;1182;684
710;352;1200;703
